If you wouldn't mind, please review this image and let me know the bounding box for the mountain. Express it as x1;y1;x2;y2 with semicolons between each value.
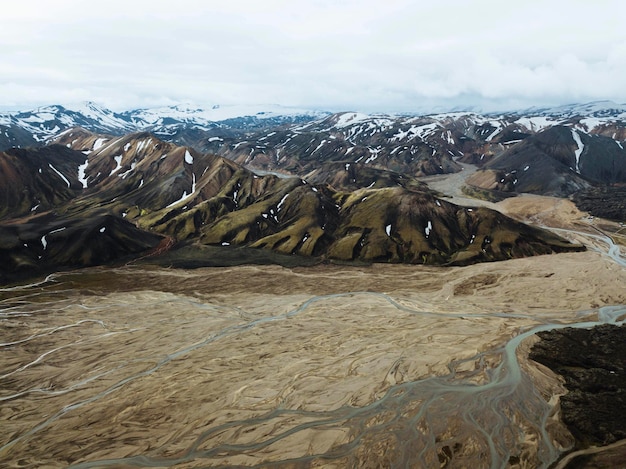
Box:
521;100;626;120
201;112;466;176
119;103;329;128
142;106;626;181
3;100;626;236
465;125;626;197
0;145;87;219
0;102;329;151
3;101;626;185
0;103;134;145
0;131;584;282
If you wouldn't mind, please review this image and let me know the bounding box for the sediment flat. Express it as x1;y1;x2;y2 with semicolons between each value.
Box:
2;242;625;467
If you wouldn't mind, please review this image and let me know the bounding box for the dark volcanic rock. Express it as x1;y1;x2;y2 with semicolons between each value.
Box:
529;324;626;447
466;125;626;197
0;214;163;284
573;186;626;221
0;145;87;218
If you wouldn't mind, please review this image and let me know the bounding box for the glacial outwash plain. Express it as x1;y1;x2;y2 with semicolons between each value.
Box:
2;102;626;468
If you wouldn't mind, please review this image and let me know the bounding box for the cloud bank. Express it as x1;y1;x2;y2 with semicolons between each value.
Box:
1;0;625;112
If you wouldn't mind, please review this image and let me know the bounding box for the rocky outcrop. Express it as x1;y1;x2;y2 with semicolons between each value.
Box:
530;324;626;448
572;186;626;222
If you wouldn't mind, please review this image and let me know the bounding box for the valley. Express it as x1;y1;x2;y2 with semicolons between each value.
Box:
2;167;626;468
2;102;626;468
1;243;625;468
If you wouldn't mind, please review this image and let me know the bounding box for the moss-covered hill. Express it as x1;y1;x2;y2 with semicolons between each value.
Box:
0;131;584;283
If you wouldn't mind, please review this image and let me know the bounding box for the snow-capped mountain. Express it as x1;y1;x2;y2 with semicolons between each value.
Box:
0;102;330;150
3;100;626;188
120;103;329;127
0;102;134;148
519;100;626;120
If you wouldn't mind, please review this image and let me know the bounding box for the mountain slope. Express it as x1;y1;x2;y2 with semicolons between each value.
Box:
4;101;626;192
0;103;328;151
465;125;626;197
206;112;468;177
0;132;585;282
0;213;164;282
0;145;87;218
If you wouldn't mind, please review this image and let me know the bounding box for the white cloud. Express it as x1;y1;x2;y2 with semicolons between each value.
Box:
1;0;626;112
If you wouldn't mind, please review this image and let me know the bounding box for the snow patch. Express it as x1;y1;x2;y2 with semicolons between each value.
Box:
184;149;194;165
41;236;47;250
425;220;432;238
485;121;502;142
514;116;556;132
136;138;151;153
277;194;289;211
311;140;327;154
579;117;604;131
334;112;371;128
109;155;123;176
99;227;106;233
166;173;196;208
571;129;584;173
48;164;71;187
77;159;89;188
93;138;107;150
364;147;381;164
119;161;137;179
385;224;392;237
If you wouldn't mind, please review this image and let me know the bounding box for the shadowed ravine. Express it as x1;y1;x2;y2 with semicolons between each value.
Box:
1;229;625;468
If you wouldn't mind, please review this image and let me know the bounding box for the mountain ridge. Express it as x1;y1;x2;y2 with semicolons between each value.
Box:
3;100;626;152
0;131;585;283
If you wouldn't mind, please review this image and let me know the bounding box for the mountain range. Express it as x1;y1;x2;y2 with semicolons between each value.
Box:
3;100;625;186
4;100;626;282
0;102;329;150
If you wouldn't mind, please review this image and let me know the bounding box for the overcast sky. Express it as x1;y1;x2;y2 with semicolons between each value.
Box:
1;0;625;113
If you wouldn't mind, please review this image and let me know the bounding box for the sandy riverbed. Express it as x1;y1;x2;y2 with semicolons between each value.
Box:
2;193;626;468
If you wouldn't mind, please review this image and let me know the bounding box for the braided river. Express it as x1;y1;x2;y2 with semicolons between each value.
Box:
1;224;625;468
